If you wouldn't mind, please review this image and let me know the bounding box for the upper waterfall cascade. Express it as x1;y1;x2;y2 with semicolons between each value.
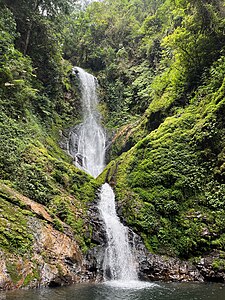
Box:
68;67;106;178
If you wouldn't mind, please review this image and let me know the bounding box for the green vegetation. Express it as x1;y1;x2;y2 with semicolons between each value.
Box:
212;255;225;271
89;1;225;258
6;261;23;284
85;0;225;260
0;0;98;258
0;0;225;281
0;192;33;254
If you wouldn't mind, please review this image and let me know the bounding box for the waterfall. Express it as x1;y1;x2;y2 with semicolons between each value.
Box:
68;67;105;178
69;67;141;286
99;183;138;282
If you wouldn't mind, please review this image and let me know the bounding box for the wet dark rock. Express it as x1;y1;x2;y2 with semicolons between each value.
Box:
126;230;204;282
49;275;73;288
59;129;71;151
64;256;80;267
132;233;225;283
88;201;108;246
195;251;225;282
137;252;204;282
83;200;107;281
86;197;213;283
85;246;105;282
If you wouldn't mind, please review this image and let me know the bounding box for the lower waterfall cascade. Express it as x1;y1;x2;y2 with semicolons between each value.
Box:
98;183;138;282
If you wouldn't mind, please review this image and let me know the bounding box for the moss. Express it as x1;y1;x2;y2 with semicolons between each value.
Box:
0;131;98;252
52;218;64;232
49;190;96;252
106;57;225;259
6;261;22;284
212;258;225;271
22;262;41;287
22;273;33;287
0;6;102;262
0;191;33;254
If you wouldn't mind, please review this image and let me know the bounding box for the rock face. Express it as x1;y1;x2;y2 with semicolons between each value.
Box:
0;217;90;290
138;250;225;283
0;255;14;290
129;230;225;284
86;202;202;283
128;232;203;282
0;184;98;290
30;220;85;287
195;251;225;282
137;249;204;282
84;198;107;282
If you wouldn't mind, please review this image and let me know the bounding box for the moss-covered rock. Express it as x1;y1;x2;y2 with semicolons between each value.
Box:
104;56;225;262
0;182;101;290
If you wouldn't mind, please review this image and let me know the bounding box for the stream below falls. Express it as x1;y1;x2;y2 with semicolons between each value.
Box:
4;282;225;300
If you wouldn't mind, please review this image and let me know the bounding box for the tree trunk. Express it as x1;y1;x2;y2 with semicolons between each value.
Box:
24;21;32;55
23;0;41;55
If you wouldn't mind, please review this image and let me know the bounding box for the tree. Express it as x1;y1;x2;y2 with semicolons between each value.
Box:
2;0;78;98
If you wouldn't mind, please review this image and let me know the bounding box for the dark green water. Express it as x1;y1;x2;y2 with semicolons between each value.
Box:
2;281;225;300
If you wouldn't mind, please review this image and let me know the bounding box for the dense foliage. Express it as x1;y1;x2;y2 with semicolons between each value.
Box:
0;0;225;269
108;67;225;257
76;0;225;259
63;0;225;129
0;0;97;254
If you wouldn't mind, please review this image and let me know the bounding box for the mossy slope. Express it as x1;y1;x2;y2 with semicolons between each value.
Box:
103;57;225;259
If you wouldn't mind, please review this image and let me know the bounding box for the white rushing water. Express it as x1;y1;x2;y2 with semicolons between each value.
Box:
69;67;106;178
99;183;138;283
69;67;153;289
